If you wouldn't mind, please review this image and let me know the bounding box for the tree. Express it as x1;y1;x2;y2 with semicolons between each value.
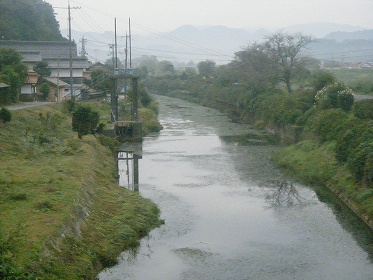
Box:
265;32;313;93
137;55;159;75
39;83;50;101
311;69;336;92
0;48;28;103
33;61;51;77
159;60;175;73
232;43;280;92
88;69;115;94
72;105;100;139
197;60;216;78
0;0;63;41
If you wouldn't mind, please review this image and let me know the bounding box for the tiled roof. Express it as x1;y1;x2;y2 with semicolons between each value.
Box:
43;77;69;87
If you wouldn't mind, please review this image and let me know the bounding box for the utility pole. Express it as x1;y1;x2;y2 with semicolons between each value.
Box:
53;2;80;100
68;0;73;100
57;59;60;102
67;0;81;100
124;32;128;94
111;18;119;122
129;18;132;68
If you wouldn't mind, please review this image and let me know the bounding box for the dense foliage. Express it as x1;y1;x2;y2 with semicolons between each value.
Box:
72;105;100;139
0;107;11;123
0;0;64;41
0;48;28;104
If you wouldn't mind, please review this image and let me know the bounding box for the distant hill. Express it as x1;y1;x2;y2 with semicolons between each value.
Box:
0;0;64;41
67;23;372;64
324;30;373;41
283;22;365;38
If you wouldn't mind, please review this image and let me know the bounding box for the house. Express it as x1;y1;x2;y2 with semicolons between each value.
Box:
0;40;90;100
40;77;70;102
20;71;39;102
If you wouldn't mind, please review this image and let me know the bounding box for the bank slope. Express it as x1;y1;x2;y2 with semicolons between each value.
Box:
0;104;162;279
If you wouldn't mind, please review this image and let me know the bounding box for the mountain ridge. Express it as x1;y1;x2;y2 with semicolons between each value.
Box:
66;22;372;64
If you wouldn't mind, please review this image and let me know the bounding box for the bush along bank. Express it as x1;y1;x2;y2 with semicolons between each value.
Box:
0;104;163;279
271;94;373;229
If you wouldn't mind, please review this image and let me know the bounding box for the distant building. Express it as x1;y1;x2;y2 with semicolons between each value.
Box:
20;71;39;101
41;77;71;102
0;40;90;100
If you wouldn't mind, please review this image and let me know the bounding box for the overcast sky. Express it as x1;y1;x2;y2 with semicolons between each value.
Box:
46;0;373;34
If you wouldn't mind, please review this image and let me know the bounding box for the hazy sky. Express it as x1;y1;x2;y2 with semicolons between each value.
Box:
46;0;373;34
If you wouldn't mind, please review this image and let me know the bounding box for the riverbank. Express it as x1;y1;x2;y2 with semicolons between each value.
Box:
272;140;373;230
0;104;162;279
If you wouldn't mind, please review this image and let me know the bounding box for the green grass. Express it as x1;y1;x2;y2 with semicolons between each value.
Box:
272;139;373;228
0;104;162;279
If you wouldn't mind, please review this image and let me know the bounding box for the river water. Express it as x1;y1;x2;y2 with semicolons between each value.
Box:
99;95;373;280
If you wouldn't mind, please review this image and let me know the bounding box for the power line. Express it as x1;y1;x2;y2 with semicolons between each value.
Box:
67;0;233;62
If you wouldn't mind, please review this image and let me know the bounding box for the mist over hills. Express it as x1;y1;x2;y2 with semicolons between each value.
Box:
67;22;372;65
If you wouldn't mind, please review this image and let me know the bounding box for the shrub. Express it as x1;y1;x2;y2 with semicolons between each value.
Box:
306;108;352;142
62;99;76;113
253;92;305;125
353;99;373;120
336;120;373;184
348;142;373;183
335;129;356;162
72;105;100;139
315;83;354;112
97;135;119;151
0;107;11;123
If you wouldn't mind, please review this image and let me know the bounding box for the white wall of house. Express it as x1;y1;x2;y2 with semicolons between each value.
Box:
50;69;85;78
21;84;35;95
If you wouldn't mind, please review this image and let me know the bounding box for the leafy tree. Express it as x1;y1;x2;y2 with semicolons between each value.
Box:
33;61;51;77
39;82;50;101
197;60;216;78
0;0;63;41
232;43;280;92
265;32;313;93
137;55;159;75
311;69;336;92
72;105;100;139
88;69;115;94
137;65;149;78
0;48;27;103
159;60;175;73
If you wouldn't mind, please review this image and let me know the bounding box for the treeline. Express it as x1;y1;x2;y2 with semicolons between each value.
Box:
0;0;64;41
141;31;373;222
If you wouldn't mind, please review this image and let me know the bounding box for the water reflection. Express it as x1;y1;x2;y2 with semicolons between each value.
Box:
117;142;142;192
312;184;373;261
264;180;305;208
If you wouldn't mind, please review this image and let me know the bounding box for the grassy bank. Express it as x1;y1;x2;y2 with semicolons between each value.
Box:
0;104;162;279
272;140;373;229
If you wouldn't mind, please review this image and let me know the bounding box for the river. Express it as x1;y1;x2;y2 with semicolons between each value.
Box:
99;95;373;280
